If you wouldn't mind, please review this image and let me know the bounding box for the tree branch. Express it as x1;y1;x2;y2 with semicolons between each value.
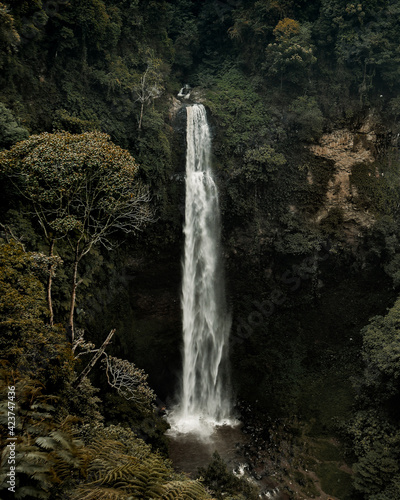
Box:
74;329;116;388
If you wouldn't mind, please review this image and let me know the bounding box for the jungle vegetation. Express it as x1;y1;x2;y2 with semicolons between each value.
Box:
1;0;400;498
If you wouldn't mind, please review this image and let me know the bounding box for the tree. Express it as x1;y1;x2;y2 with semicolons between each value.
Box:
288;96;323;142
0;103;29;150
0;3;20;66
349;297;400;497
243;145;286;183
0;240;72;388
102;354;155;412
132;57;164;130
317;0;400;96
264;18;316;88
0;131;154;339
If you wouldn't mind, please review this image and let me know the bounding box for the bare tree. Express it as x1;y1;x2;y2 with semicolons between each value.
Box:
132;59;163;130
102;354;155;410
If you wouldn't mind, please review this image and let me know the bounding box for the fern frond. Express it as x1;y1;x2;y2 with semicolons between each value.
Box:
19;450;49;464
14;485;50;499
161;479;212;500
70;485;132;500
35;436;55;449
48;430;73;449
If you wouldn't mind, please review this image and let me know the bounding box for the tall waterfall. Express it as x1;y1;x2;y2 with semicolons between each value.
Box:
169;104;232;437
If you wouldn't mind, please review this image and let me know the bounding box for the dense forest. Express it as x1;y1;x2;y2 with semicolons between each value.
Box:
1;0;400;498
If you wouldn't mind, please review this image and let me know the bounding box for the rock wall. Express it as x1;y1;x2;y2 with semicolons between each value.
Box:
308;114;388;246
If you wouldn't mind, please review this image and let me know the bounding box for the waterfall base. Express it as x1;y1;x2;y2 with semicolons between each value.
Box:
166;420;246;474
166;411;239;441
169;421;289;500
165;414;284;499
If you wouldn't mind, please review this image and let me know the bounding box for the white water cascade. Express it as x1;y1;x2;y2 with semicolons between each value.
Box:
168;104;233;438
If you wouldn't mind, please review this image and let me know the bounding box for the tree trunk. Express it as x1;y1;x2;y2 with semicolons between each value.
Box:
138;101;144;130
68;247;80;343
75;329;116;388
47;239;55;327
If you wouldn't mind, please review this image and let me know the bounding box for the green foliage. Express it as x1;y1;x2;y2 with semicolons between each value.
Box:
265;18;317;87
273;216;322;254
0;240;73;389
350;156;400;217
94;389;170;454
0;0;173;151
359;298;400;394
0;131;153;334
314;462;354;500
0;103;29;149
198;452;258;500
132;54;165;130
0;3;20;65
0;132;150;238
207;67;274;155
52;109;99;133
1;4;400;500
243;145;286;183
69;424;213;500
70;0;121;51
384;253;400;287
288;96;323;142
0;371;84;500
359;215;400;286
63;376;103;425
0;131;151;246
205;65;292;220
167;1;199;70
0;373;210;500
353;436;400;496
317;0;400;94
348;297;400;496
228;0;288;71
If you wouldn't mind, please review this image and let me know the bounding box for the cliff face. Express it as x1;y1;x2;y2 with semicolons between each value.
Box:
308;114;390;247
110;101;396;408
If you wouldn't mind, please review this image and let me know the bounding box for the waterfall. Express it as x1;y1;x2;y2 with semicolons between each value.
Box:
168;104;232;437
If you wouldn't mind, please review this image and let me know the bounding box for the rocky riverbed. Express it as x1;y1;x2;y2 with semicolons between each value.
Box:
168;400;355;499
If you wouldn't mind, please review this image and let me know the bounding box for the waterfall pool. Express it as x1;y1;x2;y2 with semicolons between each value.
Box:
166;420;286;499
167;420;247;475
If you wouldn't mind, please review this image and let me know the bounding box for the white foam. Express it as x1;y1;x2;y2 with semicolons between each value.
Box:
167;411;239;441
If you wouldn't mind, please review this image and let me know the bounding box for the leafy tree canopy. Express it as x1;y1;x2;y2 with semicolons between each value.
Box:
349;297;400;497
0;103;29;150
0;240;73;388
0;131;154;337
